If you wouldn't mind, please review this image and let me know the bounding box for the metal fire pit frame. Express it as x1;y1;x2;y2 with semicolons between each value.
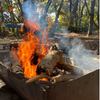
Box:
0;63;99;100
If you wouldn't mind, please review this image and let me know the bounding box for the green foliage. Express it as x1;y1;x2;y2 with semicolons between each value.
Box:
0;0;98;34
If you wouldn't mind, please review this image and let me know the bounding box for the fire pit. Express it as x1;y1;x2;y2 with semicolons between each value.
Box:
0;61;99;100
0;43;99;100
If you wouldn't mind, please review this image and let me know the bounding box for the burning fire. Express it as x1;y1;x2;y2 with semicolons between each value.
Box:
12;20;49;81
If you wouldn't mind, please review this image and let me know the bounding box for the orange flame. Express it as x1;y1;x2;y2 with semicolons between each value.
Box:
12;20;49;81
11;10;56;81
41;28;50;54
21;25;24;33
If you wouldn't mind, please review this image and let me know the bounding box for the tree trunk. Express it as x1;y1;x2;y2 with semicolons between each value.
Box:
15;22;19;36
79;1;86;30
68;0;78;30
88;0;95;35
97;0;99;26
10;12;15;33
52;0;63;33
17;0;24;22
18;0;23;15
75;13;78;27
70;0;72;16
55;0;64;24
85;0;98;34
40;0;52;24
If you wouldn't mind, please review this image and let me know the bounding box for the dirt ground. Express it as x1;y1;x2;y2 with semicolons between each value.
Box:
0;32;99;54
67;32;99;54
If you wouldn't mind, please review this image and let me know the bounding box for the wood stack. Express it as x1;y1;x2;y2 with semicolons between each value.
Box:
0;44;84;84
26;44;84;84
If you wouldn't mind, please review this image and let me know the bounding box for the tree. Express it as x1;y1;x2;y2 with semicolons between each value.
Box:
40;0;52;24
55;0;64;24
18;0;23;17
88;0;95;35
85;0;98;35
97;0;99;26
70;0;72;16
79;0;86;29
1;0;99;34
68;0;78;30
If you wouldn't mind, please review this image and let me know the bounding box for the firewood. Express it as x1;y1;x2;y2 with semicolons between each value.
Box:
25;73;48;84
26;44;83;84
9;51;24;76
0;62;9;69
26;45;64;84
36;44;65;76
36;44;83;76
56;63;83;76
30;52;45;65
51;68;62;76
50;74;77;84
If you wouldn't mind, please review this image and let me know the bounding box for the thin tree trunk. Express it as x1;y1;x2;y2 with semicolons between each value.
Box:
18;0;24;22
40;0;52;24
70;0;72;16
97;0;99;26
55;0;64;24
79;1;86;30
10;13;14;33
51;0;63;33
85;0;98;30
9;0;14;33
75;13;78;27
68;0;78;30
18;0;23;15
89;0;95;35
85;0;90;14
15;22;19;36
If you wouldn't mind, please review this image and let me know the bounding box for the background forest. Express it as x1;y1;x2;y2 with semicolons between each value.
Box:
0;0;99;36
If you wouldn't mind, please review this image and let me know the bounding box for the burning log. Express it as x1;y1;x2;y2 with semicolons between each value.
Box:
26;44;83;84
51;68;63;76
9;51;24;76
36;44;65;76
25;73;48;84
36;44;83;76
31;52;45;65
50;74;77;84
26;44;64;83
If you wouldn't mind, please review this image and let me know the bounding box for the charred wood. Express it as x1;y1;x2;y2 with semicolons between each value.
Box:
9;51;24;76
36;44;65;76
56;62;83;76
31;52;45;65
26;44;83;84
50;74;77;84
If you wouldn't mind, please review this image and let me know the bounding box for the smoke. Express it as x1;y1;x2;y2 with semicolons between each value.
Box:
22;0;99;72
59;36;99;72
22;0;48;39
22;0;38;21
69;38;99;71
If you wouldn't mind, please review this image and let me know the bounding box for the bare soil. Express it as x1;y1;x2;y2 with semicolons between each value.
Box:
0;32;99;54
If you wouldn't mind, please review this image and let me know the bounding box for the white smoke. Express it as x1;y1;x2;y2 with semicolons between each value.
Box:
22;0;38;21
54;29;99;72
68;38;99;71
